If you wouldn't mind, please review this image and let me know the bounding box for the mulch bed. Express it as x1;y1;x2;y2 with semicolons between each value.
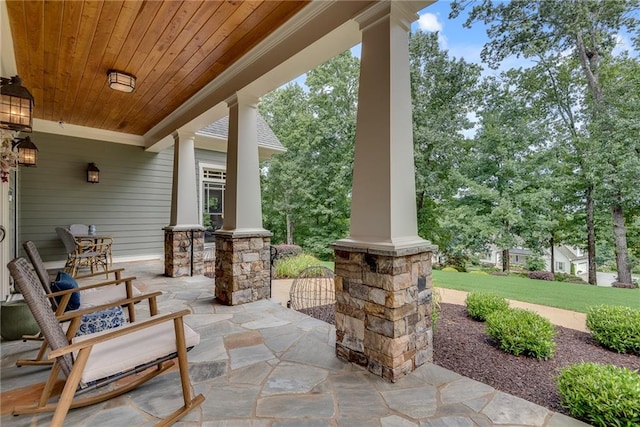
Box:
295;302;640;416
433;303;640;415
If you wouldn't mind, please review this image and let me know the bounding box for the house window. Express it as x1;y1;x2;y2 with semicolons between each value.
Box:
202;169;226;243
556;261;565;272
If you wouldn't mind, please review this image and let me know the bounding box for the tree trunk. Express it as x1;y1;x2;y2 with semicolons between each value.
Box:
611;200;632;284
502;249;510;272
550;236;555;275
285;214;294;245
586;185;598;285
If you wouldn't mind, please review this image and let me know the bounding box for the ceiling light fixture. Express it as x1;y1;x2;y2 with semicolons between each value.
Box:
107;70;136;93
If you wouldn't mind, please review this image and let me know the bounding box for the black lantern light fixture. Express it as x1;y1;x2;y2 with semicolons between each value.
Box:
1;75;35;133
87;162;100;183
107;70;136;93
12;136;38;167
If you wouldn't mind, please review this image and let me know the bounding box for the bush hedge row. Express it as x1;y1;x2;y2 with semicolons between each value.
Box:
485;307;556;359
465;291;509;321
556;362;640;427
586;305;640;355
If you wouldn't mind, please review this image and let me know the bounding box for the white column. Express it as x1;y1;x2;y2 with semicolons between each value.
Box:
220;92;266;234
169;131;200;227
336;2;427;252
0;180;11;300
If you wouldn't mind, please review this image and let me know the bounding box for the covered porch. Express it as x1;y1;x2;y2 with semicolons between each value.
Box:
0;259;584;426
2;0;438;382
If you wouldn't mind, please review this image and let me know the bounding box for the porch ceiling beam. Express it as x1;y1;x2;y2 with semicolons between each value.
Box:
143;0;386;151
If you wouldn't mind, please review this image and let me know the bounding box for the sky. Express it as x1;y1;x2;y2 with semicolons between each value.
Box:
415;1;488;65
415;1;639;69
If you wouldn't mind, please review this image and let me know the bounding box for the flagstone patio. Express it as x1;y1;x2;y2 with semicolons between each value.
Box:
1;260;589;426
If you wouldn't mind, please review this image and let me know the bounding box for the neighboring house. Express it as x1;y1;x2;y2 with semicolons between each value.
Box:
479;245;589;275
547;246;588;275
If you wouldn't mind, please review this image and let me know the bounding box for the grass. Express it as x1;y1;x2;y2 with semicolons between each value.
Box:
433;270;640;313
319;260;335;270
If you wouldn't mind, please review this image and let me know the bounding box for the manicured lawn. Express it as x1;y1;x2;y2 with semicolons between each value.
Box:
319;261;335;270
433;270;640;313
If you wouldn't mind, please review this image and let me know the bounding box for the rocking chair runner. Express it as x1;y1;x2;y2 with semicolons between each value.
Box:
8;258;205;426
18;241;160;367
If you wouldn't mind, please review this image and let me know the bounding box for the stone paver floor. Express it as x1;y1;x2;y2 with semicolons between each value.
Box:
1;260;590;426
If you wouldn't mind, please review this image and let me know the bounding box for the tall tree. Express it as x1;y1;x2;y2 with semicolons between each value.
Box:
409;31;481;259
451;0;640;284
259;52;359;258
454;74;547;271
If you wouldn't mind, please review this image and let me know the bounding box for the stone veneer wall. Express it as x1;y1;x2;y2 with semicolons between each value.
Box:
164;228;205;277
215;233;271;305
333;245;434;382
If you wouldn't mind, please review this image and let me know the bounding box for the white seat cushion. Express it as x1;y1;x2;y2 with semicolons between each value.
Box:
79;284;142;309
72;317;200;384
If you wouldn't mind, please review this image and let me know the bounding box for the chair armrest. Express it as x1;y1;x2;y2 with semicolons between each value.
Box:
55;291;162;322
75;268;124;281
47;277;138;298
49;309;191;358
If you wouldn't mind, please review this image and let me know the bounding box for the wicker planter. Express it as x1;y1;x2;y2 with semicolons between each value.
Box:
0;300;40;341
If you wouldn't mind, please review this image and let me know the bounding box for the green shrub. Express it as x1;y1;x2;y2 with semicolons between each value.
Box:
465;292;509;321
274;254;323;279
469;270;489;275
556;362;640;427
554;273;588;284
527;270;555;281
586;305;640;355
485;308;556;359
441;267;459;272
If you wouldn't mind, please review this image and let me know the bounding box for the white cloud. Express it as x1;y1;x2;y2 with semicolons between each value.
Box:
417;13;448;49
418;13;443;33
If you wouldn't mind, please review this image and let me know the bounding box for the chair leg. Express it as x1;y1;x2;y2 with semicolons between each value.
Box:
155;319;205;426
50;348;90;426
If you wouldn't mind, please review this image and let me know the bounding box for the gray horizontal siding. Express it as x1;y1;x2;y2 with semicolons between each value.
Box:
19;132;174;263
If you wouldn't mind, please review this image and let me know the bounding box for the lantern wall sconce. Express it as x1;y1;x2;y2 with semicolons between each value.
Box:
107;70;136;93
0;75;35;133
12;136;38;167
87;163;100;183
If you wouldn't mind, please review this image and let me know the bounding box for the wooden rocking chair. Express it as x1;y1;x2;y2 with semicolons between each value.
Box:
8;257;205;426
16;241;161;367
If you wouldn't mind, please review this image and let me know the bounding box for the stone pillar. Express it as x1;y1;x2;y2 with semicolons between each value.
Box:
214;92;272;304
164;131;204;277
164;228;205;277
333;244;435;382
214;232;271;305
332;3;436;381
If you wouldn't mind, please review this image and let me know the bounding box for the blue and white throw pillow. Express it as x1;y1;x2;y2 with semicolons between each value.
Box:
76;306;126;336
51;271;81;311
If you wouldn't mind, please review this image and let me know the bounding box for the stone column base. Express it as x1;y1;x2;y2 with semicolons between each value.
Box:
214;231;271;305
164;227;205;277
332;242;436;382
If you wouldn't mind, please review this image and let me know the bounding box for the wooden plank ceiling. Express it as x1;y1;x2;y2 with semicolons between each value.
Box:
5;0;309;135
